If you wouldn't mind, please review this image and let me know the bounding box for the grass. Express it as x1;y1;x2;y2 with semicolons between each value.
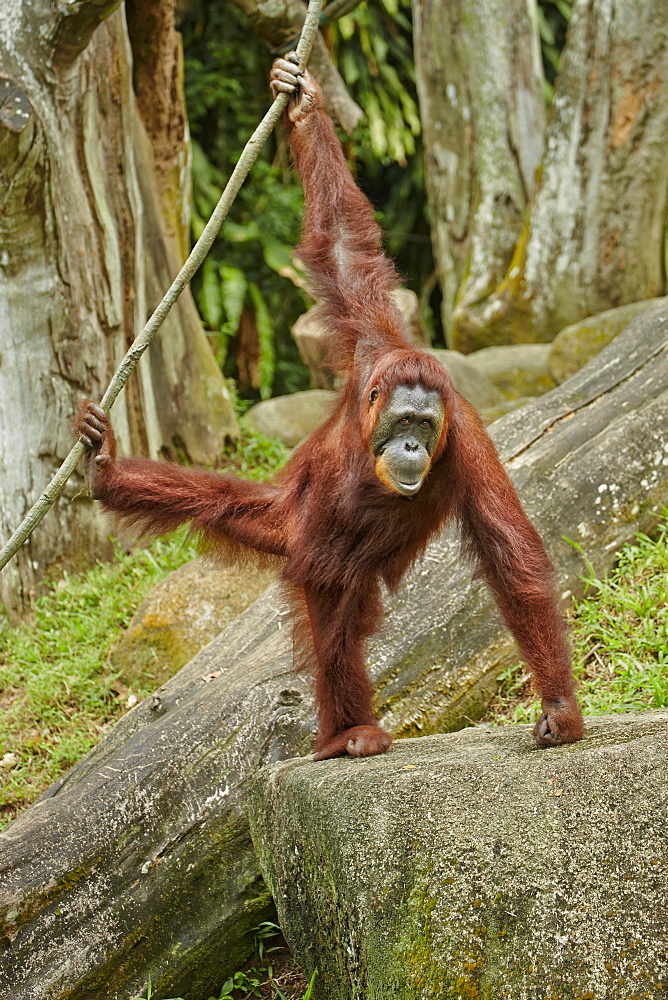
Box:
219;423;289;482
0;422;288;829
0;532;198;827
483;511;668;727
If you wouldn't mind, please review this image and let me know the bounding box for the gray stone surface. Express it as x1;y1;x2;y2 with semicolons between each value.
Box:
250;712;668;1000
549;299;661;383
244;390;336;447
466;343;555;399
428;349;504;411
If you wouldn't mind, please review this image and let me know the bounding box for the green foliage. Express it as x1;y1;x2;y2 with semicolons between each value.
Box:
315;1;438;337
220;380;290;480
484;511;668;726
328;0;437;337
569;521;668;715
182;0;441;367
537;0;573;101
0;413;287;830
333;0;420;166
182;0;577;374
130;976;184;1000
182;2;309;400
214;923;317;1000
220;423;289;483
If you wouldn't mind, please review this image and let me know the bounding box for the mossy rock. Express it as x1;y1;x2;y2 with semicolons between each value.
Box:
244;391;336;448
549;299;662;383
466;344;555;399
428;349;504;411
109;557;278;687
480;395;537;424
250;713;668;1000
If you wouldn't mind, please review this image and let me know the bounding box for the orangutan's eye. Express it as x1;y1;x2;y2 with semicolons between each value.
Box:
368;387;380;404
421;419;431;428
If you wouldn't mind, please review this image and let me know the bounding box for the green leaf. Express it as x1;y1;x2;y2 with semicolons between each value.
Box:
248;283;275;400
222;219;261;243
366;93;387;158
200;258;222;329
191;140;224;217
536;6;555;45
219;265;247;333
303;970;318;999
337;13;356;40
262;240;308;288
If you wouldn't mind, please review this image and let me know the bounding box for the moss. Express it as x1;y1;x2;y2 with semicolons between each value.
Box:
450;217;545;353
1;861;98;943
251;719;668;1000
401;885;449;999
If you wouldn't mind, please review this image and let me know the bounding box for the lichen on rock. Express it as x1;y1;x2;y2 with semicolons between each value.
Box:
249;713;668;1000
110;556;277;686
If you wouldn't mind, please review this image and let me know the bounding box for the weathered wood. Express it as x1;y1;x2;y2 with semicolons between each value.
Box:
1;307;667;999
412;0;546;348
453;0;668;347
0;1;237;618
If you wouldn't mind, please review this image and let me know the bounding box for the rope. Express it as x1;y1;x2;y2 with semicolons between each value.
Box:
0;0;324;575
276;0;363;52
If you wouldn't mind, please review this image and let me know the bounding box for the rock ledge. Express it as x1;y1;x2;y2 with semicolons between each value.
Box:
250;712;668;1000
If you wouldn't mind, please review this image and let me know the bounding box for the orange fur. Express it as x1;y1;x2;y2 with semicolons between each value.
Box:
73;74;583;757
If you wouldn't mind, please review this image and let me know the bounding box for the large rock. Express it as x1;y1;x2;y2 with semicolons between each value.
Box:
549;299;661;383
2;306;667;1000
292;288;430;389
466;343;556;399
427;349;504;411
244;390;336;447
110;557;278;687
479;395;537;424
249;712;668;1000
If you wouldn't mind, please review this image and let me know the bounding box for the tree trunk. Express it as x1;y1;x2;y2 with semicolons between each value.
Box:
451;0;668;350
412;0;546;348
1;306;667;1000
0;0;238;620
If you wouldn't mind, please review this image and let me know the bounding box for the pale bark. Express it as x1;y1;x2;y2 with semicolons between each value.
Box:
453;0;668;348
228;0;364;135
125;0;191;258
2;307;667;1000
412;0;546;349
0;0;237;618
